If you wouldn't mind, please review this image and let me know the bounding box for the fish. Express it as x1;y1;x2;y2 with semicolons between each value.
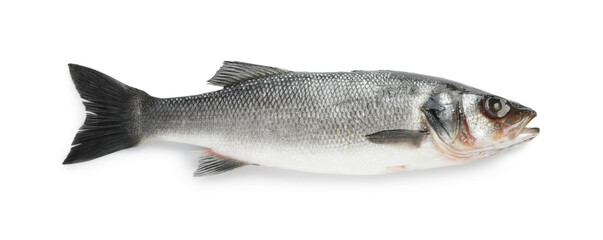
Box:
64;61;539;176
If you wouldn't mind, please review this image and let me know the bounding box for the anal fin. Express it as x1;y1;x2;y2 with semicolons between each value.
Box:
194;149;248;177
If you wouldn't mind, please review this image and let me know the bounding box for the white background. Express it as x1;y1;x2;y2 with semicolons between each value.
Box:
1;1;601;239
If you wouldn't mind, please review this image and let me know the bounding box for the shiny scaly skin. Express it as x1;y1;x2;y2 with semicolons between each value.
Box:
141;71;464;174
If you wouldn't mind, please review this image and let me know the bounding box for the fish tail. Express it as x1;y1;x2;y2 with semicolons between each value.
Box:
64;64;150;164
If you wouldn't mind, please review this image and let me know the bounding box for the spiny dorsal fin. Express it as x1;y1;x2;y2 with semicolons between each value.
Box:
193;149;249;177
365;129;429;148
207;61;291;87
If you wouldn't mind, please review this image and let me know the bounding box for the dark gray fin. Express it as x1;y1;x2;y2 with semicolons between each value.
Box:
64;64;150;164
207;61;291;87
365;129;429;148
194;150;249;176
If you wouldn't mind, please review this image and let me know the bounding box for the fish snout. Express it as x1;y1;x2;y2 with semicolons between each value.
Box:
517;106;539;136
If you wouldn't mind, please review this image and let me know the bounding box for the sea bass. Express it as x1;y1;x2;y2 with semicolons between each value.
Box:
64;62;539;176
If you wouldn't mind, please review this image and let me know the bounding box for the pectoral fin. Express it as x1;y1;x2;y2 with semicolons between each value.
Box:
365;129;429;148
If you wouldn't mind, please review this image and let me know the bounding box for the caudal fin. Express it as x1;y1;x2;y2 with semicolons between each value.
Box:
64;64;149;164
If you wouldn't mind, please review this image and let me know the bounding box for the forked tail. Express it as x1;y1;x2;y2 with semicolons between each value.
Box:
64;64;150;164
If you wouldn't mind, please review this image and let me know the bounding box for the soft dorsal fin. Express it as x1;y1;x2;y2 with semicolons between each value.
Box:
207;61;291;87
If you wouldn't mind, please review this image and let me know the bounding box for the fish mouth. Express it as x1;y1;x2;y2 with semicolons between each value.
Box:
517;111;539;139
428;106;539;162
464;119;539;161
442;111;539;161
500;111;539;151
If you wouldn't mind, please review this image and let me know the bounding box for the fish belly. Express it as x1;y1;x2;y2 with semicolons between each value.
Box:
157;133;452;175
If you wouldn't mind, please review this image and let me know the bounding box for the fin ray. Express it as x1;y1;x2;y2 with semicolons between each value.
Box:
207;61;291;87
194;150;248;176
64;64;149;164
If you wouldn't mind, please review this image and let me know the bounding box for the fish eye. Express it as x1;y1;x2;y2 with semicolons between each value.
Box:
482;96;511;119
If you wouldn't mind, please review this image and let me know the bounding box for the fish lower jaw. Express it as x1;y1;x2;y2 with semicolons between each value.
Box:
521;127;540;135
430;129;538;163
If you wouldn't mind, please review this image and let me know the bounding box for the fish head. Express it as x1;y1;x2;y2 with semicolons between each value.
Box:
421;88;539;162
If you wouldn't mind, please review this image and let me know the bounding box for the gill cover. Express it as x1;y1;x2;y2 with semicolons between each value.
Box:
421;91;463;145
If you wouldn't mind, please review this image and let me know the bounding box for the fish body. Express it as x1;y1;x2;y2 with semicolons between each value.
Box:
65;62;539;176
